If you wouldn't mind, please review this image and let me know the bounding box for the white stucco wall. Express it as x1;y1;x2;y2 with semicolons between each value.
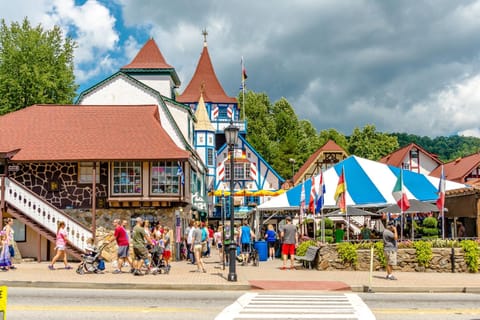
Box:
131;74;175;99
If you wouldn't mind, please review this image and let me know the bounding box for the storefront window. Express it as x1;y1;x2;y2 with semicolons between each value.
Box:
112;161;142;195
151;161;179;194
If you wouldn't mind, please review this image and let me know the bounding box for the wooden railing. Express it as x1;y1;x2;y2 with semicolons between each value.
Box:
0;177;92;251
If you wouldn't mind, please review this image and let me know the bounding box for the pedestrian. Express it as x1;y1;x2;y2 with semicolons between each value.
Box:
2;218;16;269
0;230;12;271
383;220;398;280
112;219;133;274
361;223;371;240
239;219;255;265
192;221;206;273
264;224;277;260
48;221;72;270
280;216;298;270
207;224;214;258
214;225;223;262
163;226;172;267
457;221;466;238
131;217;152;276
186;219;196;264
334;224;345;243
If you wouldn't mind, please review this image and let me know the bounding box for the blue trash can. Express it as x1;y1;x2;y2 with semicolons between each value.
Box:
254;241;268;261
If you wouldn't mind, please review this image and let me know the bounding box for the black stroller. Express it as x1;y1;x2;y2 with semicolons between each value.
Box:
148;243;171;275
76;242;108;275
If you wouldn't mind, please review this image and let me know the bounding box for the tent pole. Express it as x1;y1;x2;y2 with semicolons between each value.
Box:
346;206;349;241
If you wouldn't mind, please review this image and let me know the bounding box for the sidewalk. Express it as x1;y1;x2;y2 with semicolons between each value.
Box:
1;255;479;293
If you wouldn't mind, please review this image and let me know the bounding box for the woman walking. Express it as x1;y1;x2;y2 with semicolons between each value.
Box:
2;218;16;269
48;221;72;270
265;224;277;260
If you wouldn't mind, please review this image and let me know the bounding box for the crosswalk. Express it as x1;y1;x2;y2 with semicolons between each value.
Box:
215;293;376;320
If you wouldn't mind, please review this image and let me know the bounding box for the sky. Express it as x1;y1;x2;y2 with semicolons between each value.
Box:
2;0;480;138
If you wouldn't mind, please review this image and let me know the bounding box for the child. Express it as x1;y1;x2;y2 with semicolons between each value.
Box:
0;231;12;271
85;237;97;256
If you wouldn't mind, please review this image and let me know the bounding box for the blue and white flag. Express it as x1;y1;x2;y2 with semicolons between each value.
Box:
177;161;184;185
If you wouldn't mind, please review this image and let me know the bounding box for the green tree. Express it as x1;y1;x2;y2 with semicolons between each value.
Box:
0;18;77;114
349;124;399;160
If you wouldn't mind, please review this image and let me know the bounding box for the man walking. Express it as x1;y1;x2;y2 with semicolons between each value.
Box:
239;219;255;265
131;217;152;276
280;216;298;270
112;219;133;274
383;220;398;280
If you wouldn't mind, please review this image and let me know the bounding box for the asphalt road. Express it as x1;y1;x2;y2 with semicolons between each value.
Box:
4;287;480;320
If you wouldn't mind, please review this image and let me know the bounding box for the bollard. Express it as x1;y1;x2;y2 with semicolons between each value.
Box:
0;286;7;320
451;247;455;273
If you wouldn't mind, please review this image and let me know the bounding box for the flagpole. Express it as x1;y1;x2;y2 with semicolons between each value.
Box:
440;165;445;239
241;56;246;121
400;169;404;242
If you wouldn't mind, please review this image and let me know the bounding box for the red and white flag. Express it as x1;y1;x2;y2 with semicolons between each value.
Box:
308;175;317;213
436;166;445;212
212;104;218;120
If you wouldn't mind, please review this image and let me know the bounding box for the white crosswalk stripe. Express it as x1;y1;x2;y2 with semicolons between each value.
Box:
215;293;376;320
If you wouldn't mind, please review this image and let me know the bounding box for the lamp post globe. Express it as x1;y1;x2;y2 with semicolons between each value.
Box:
224;122;239;282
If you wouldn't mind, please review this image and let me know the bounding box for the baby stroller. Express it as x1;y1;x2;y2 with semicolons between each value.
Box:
149;243;171;275
76;242;108;275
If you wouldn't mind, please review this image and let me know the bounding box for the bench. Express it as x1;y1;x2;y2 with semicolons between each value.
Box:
294;246;320;269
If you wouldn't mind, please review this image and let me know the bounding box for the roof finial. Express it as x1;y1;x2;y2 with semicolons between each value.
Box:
202;28;208;47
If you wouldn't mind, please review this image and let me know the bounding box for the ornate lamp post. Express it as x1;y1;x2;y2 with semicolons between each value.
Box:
289;158;296;180
224;122;239;282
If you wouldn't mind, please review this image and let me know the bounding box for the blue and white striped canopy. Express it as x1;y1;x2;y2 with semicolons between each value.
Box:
258;156;467;211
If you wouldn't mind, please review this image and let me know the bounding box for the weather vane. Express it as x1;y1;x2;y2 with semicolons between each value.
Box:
202;28;208;45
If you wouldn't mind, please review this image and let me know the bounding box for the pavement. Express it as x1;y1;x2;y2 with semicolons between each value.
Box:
1;254;480;293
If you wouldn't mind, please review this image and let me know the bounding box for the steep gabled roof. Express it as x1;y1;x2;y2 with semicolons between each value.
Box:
194;93;215;131
380;142;441;167
293;140;348;183
431;152;480;182
121;38;173;70
0;105;189;161
177;44;236;104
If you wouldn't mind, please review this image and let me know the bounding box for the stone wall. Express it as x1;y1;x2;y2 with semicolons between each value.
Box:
316;245;469;273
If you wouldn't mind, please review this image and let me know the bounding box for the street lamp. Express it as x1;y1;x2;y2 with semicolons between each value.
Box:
289;158;296;180
224;122;239;282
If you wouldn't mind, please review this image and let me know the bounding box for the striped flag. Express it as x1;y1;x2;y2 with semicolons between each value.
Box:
217;159;226;181
177;161;184;185
227;105;234;119
392;170;410;211
308;175;317;213
436;165;445;211
315;171;326;214
249;162;258;181
299;181;306;225
334;167;346;213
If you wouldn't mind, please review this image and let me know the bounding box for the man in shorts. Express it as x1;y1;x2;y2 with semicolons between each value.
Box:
112;219;133;274
239;219;255;265
280;216;298;270
383;220;398;280
131;217;152;276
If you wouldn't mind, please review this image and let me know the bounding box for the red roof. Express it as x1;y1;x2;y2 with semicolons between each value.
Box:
0;105;189;161
121;38;173;70
380;142;441;167
177;45;236;104
431;152;480;183
293;140;347;183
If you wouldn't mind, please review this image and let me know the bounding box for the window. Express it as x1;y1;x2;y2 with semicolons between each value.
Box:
150;161;180;194
225;162;250;180
207;148;214;166
78;162;100;184
112;161;142;195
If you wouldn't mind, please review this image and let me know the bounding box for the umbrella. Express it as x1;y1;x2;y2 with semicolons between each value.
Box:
377;199;441;214
234;189;254;197
252;189;276;197
326;207;382;218
208;190;230;196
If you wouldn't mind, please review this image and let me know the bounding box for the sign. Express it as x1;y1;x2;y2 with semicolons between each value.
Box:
0;285;7;320
7;165;18;172
192;192;208;211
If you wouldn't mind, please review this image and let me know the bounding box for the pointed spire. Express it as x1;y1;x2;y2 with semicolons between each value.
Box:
177;38;236;104
121;38;173;70
194;91;215;131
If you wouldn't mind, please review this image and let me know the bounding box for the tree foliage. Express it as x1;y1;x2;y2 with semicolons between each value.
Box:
0;17;77;114
348;124;399;160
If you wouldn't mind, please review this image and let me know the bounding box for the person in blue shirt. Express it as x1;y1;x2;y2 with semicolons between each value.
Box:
264;224;277;260
239;220;255;265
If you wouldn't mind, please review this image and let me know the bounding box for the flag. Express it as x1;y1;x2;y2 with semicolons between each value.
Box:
241;56;248;82
217;159;226;180
249;162;257;181
392;170;410;211
299;181;305;225
316;171;326;214
436;165;445;211
308;175;317;213
227;106;234;119
177;161;184;185
334;167;346;213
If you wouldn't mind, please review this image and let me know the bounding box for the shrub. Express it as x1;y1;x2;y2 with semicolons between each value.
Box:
296;239;317;256
421;217;439;239
336;242;358;267
460;240;480;273
413;240;433;267
317;218;334;243
374;241;386;267
422;217;438;228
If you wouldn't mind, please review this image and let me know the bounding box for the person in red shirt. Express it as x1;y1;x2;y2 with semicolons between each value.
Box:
207;224;214;258
113;219;133;274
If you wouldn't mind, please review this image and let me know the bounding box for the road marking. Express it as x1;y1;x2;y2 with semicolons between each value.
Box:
7;305;201;313
215;293;376;319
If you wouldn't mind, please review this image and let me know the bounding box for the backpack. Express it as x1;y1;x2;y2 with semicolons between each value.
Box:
201;228;207;241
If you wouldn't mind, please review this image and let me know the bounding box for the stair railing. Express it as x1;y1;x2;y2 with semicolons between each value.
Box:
1;177;92;251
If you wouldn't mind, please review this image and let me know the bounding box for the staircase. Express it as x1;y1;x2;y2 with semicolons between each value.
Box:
1;177;92;261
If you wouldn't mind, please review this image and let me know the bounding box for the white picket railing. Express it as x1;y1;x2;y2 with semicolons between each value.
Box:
1;177;92;251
